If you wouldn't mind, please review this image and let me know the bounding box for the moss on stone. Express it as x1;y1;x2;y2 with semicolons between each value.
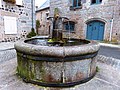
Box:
96;66;100;72
17;56;30;80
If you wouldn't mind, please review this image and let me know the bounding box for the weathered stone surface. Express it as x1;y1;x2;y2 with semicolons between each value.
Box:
16;53;97;84
64;59;92;82
90;57;97;76
0;57;120;90
49;0;120;42
14;39;100;86
15;39;100;57
0;0;36;42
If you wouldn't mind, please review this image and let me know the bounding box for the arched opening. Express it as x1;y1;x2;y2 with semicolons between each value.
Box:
86;20;105;40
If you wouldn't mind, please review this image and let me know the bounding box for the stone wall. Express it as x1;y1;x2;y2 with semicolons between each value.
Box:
50;0;120;42
36;8;50;35
0;0;35;42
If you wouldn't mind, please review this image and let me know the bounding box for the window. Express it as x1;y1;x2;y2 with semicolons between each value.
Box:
4;16;17;34
16;0;23;6
72;0;81;7
91;0;102;4
41;12;42;21
46;13;49;21
64;21;75;32
46;13;49;18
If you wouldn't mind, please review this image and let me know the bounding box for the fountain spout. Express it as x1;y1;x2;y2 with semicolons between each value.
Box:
48;8;70;43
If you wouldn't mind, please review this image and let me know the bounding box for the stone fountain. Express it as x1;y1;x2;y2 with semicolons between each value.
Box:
14;8;100;87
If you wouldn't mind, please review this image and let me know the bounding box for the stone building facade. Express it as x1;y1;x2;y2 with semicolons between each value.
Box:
0;0;35;42
50;0;120;42
36;0;50;35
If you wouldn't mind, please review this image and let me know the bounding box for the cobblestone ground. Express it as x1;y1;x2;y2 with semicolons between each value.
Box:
0;49;16;63
0;50;120;90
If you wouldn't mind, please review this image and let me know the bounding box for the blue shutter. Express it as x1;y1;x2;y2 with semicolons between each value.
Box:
86;21;104;40
73;0;77;7
77;0;78;7
91;22;99;40
91;0;102;4
96;0;98;4
98;22;104;40
86;24;92;40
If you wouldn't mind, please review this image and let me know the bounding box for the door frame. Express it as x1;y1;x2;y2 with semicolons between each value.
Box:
86;20;105;40
84;18;106;40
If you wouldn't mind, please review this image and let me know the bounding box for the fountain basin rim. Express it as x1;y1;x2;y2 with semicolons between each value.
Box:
14;39;100;58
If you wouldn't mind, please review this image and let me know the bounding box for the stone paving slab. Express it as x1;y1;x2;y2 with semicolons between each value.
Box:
0;58;42;90
0;57;120;90
0;49;16;63
97;55;120;70
100;43;120;48
0;42;15;51
96;63;120;87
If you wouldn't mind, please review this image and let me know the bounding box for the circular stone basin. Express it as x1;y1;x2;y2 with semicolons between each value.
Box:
24;38;90;46
14;38;100;87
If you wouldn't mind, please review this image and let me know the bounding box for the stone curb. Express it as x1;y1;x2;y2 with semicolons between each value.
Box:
0;42;15;51
100;43;120;48
97;55;120;70
0;48;15;51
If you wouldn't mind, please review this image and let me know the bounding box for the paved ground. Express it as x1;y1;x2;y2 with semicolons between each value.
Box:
0;42;16;63
0;49;16;63
99;46;120;59
0;57;120;90
99;43;120;48
0;42;120;90
0;42;14;51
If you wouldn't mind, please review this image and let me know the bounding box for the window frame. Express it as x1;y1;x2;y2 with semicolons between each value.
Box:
64;21;75;32
72;0;81;8
70;0;82;10
91;0;102;5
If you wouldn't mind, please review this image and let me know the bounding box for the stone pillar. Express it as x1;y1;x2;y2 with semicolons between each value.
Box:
52;17;63;40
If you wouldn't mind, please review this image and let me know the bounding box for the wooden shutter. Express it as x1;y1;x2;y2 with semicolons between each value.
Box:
4;16;17;34
16;0;22;5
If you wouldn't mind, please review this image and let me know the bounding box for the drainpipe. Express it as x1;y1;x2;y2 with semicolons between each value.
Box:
109;18;113;42
109;0;118;42
109;4;115;42
31;0;33;29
